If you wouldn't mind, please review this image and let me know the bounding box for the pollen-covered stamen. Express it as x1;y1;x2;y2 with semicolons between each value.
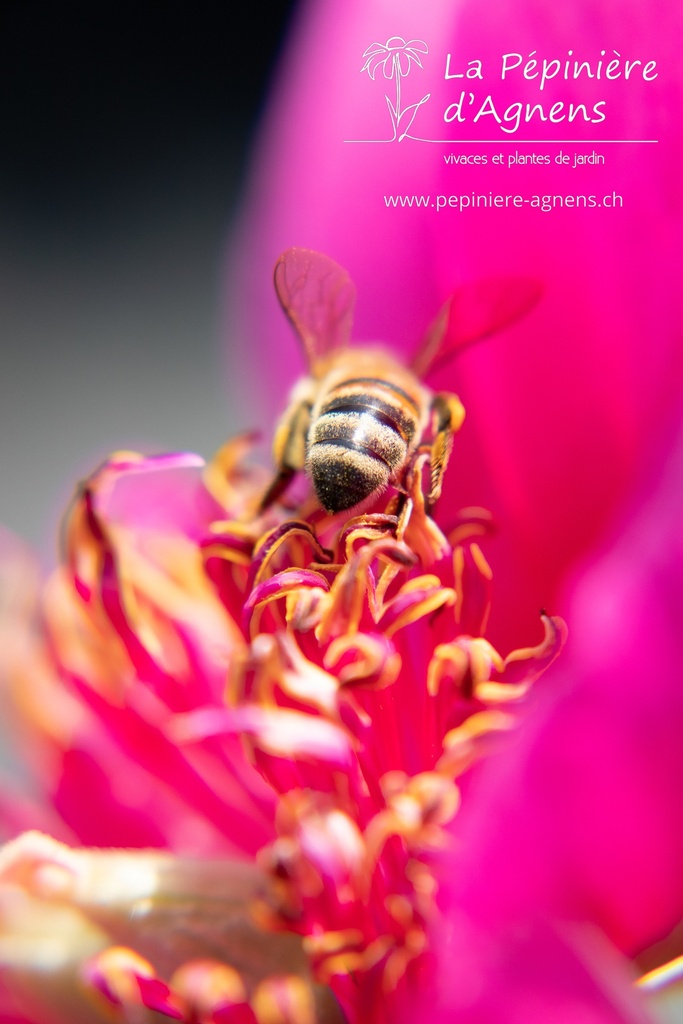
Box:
220;563;558;997
467;613;566;703
202;522;261;626
377;575;456;638
323;632;401;691
64;452;142;602
382;893;430;991
453;541;493;637
203;520;260;567
242;568;331;637
233;632;342;719
251;974;319;1024
365;772;461;867
334;513;412;610
256;796;370;930
397;453;452;567
176;961;346;1024
185;487;564;1023
202;432;268;516
87;951;344;1024
437;709;517;777
297;807;367;897
427;617;567;742
85;946;187;1019
252;796;431;1003
316;537;417;643
55;453;241;719
428;636;504;703
302;929;400;998
497;612;568;684
170;959;253;1022
248;521;333;592
447;506;496;546
283;584;331;635
336;514;399;561
251;766;464;1005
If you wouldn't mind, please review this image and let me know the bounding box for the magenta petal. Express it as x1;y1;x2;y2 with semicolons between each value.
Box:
431;276;544;373
68;676;274;855
53;749;167;848
213;1005;258;1024
99;453;222;540
429;918;652;1024
173;706;354;768
135;976;185;1019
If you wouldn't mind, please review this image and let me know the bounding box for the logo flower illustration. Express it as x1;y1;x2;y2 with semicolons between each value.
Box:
360;37;430;141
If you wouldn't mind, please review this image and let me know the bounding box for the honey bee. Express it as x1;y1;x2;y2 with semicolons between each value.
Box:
261;248;540;516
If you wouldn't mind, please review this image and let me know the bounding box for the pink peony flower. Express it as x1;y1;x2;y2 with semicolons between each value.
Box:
220;0;683;1017
2;0;682;1019
0;253;565;1023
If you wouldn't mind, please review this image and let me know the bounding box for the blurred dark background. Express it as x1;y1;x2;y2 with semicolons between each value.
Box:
0;4;297;554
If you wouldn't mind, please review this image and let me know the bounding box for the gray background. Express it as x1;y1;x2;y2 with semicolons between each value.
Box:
0;5;296;558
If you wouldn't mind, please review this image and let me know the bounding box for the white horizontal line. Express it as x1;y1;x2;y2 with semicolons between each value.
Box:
344;139;658;144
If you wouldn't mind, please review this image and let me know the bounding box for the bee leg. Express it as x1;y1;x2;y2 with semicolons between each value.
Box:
427;392;466;509
259;398;311;512
258;466;296;512
395;492;413;541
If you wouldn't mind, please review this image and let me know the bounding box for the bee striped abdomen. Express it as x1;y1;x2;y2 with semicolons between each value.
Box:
306;377;422;513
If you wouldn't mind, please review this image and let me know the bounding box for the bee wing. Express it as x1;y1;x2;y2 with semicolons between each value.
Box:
411;277;543;379
274;248;356;368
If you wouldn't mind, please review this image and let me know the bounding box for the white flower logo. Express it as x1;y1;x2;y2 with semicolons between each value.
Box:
361;37;430;141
